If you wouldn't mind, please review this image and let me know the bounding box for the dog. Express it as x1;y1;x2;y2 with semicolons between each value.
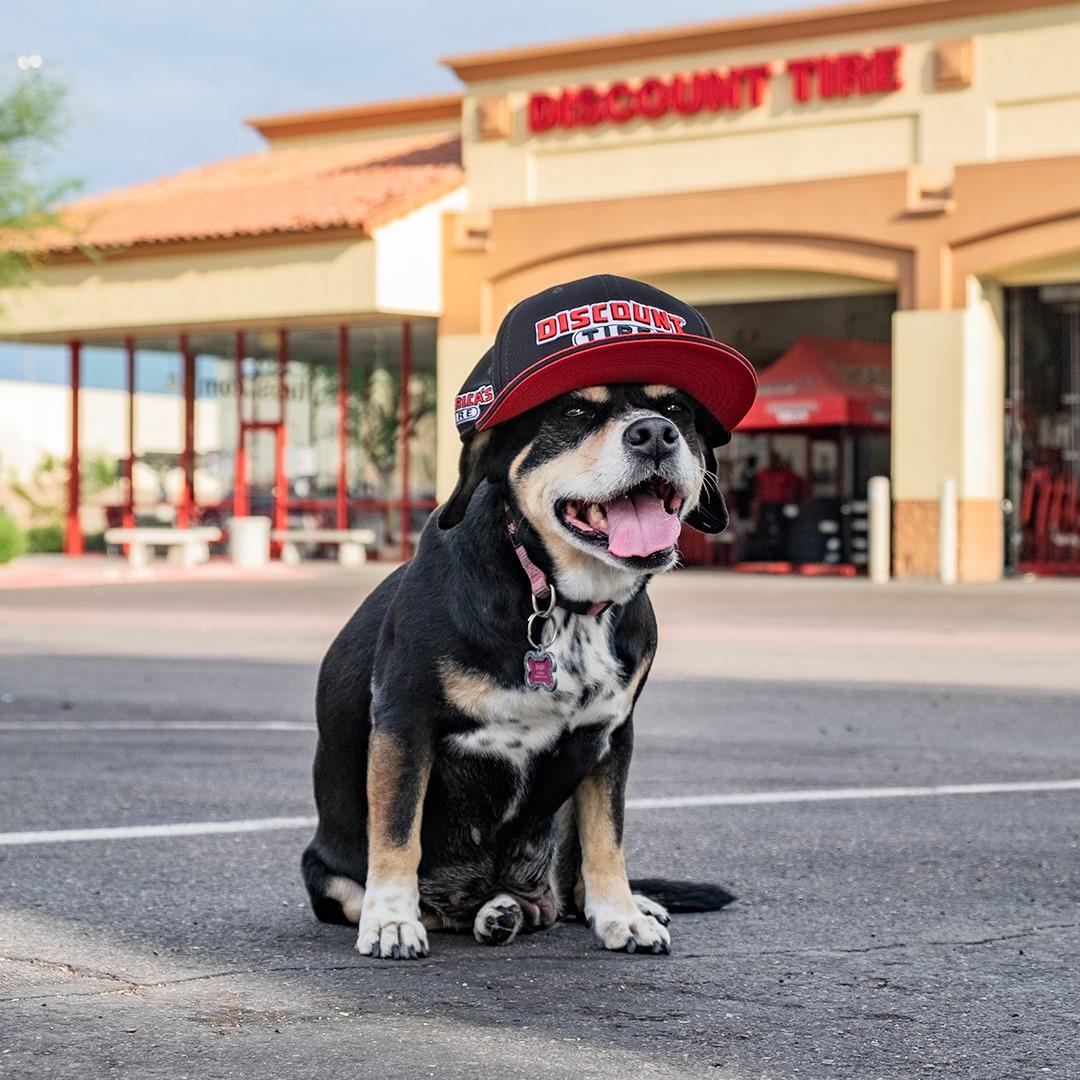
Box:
302;379;748;958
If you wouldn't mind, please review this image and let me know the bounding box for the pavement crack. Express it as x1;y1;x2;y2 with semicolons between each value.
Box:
754;921;1080;958
921;921;1080;947
0;961;367;1003
0;954;139;987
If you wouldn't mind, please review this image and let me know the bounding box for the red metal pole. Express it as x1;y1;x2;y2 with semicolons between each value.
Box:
399;320;412;562
179;333;195;528
65;341;83;556
274;329;289;543
124;338;136;531
337;325;348;530
234;331;248;519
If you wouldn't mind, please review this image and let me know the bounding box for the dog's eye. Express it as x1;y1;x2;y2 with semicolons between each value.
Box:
564;405;587;418
663;400;687;415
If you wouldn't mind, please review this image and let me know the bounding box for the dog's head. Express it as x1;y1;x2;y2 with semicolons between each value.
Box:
439;383;729;595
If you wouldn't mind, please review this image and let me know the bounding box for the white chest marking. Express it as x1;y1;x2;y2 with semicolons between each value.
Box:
443;610;632;764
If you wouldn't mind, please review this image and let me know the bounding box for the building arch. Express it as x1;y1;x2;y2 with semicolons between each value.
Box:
952;214;1080;303
487;231;914;329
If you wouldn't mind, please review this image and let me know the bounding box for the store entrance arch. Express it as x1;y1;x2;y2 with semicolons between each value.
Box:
638;274;898;571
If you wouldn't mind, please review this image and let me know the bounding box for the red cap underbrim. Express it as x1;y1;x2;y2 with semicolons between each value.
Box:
475;334;758;434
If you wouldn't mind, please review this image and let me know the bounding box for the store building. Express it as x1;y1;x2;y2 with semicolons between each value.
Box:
3;0;1080;578
0;95;468;558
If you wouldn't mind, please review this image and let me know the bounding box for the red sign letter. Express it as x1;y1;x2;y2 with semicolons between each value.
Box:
636;77;670;119
603;82;636;123
528;94;558;133
576;86;603;127
786;59;815;102
741;64;772;108
871;47;903;93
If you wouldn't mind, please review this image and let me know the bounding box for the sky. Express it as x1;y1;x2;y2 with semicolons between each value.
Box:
8;0;818;197
3;0;820;390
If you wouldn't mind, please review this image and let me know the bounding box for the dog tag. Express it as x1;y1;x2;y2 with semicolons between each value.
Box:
524;649;557;692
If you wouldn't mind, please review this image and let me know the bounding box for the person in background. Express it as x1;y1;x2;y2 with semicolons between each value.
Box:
754;451;804;508
732;454;758;560
750;451;805;560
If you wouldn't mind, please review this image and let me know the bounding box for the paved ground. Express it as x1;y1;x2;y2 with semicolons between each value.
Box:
1;564;1078;1079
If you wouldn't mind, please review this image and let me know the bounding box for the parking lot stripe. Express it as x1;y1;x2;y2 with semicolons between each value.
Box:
1;778;1078;846
628;778;1080;809
0;816;317;846
0;720;313;732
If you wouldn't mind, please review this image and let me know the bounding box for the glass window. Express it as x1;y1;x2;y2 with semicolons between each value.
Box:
186;333;236;512
130;336;185;526
286;328;340;501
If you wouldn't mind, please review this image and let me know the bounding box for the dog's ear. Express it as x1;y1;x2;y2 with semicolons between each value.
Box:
684;484;729;534
693;408;730;453
438;430;494;529
684;416;731;535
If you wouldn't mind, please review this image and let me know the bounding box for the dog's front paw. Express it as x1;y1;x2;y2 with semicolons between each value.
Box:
356;915;429;959
355;887;429;960
588;904;671;954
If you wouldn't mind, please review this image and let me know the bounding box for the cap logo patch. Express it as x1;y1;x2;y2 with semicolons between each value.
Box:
454;383;494;426
534;300;687;347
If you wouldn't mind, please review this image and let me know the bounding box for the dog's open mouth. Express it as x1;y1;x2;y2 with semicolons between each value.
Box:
560;478;683;559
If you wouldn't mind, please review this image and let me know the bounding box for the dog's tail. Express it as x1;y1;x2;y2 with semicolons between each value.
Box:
630;878;736;913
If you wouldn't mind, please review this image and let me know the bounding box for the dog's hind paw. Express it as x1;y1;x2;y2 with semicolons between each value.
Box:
632;892;671;926
356;915;429;960
473;894;524;946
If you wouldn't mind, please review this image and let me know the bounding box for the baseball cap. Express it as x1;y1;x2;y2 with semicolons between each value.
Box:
452;274;757;440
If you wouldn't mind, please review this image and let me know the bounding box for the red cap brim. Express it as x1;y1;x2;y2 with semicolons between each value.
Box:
476;334;758;434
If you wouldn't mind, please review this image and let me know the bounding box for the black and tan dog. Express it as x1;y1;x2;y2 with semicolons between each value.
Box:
302;275;757;959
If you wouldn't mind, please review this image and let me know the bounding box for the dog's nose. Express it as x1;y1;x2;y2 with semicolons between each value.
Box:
624;416;680;461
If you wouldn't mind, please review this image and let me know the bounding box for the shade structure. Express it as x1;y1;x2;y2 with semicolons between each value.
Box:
739;336;891;431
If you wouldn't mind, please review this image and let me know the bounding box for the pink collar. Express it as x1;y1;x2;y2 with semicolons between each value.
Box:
505;510;612;618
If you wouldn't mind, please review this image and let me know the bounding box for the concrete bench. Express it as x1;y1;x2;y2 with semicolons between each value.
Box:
270;528;376;567
104;526;223;569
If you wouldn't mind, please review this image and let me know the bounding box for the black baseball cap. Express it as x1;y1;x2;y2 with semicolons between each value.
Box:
453;274;757;440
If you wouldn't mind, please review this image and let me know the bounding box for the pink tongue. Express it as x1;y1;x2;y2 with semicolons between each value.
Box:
604;491;682;558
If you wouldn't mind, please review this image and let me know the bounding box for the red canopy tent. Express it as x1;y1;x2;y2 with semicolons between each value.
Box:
739;336;891;431
679;336;892;569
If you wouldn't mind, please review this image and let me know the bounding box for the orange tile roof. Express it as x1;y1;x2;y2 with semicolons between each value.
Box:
43;130;463;254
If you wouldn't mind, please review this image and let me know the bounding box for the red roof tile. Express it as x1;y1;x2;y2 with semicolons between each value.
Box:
43;131;463;253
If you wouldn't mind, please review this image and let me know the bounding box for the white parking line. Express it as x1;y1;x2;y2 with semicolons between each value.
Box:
628;778;1080;808
1;778;1077;846
0;721;313;732
0;816;317;846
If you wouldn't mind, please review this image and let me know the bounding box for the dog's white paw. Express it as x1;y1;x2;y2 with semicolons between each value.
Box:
355;886;429;960
632;893;671;926
473;894;524;946
587;902;671;954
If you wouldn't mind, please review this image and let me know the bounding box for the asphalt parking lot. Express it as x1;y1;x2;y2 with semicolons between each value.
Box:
1;565;1079;1079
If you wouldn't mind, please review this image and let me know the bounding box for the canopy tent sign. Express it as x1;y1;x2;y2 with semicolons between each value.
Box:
739;336;892;431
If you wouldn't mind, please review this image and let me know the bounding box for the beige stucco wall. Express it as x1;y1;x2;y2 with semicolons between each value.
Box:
461;3;1080;211
641;268;894;306
891;288;1004;503
994;248;1080;287
373;187;469;316
0;187;467;342
0;238;378;341
435;333;492;499
890;283;1004;580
